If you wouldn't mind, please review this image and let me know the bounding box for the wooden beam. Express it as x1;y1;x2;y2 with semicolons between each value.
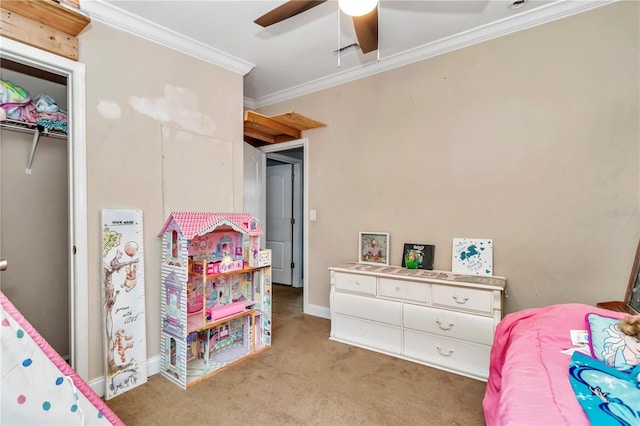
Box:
244;111;301;140
0;9;79;60
1;0;90;36
243;127;276;144
269;111;326;130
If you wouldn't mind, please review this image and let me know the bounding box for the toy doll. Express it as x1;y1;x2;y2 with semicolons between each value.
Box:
619;315;640;340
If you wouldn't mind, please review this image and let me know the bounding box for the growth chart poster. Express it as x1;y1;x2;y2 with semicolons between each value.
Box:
101;209;147;399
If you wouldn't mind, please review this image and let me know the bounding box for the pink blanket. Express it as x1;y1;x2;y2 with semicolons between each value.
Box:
483;303;626;426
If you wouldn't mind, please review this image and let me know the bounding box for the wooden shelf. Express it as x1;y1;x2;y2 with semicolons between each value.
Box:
187;308;255;334
596;301;639;314
188;262;268;278
2;0;90;36
0;0;91;60
244;110;326;146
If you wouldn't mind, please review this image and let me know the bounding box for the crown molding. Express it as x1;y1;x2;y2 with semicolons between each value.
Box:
250;0;616;108
80;0;614;107
80;0;254;76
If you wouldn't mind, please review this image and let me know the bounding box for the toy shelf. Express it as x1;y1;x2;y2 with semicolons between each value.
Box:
187;308;255;334
188;263;268;278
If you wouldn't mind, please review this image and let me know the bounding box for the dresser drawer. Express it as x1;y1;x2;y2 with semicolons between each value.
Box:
378;278;429;303
403;304;494;345
403;330;490;379
334;292;402;326
431;284;493;314
334;272;377;295
333;314;402;355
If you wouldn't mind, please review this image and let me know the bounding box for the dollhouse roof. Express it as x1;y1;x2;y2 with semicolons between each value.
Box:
159;212;263;239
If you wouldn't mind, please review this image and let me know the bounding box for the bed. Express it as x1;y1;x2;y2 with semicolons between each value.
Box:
483;303;640;426
1;291;124;425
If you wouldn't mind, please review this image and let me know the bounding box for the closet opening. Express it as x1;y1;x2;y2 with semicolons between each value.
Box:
1;58;70;361
1;37;89;381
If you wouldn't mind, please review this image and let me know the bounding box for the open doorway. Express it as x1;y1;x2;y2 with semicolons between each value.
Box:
243;139;309;315
266;150;302;287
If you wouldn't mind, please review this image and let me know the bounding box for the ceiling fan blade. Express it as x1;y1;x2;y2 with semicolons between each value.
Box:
352;6;378;54
254;0;327;27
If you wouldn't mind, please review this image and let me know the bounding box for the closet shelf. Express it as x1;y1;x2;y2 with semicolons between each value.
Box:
1;119;67;174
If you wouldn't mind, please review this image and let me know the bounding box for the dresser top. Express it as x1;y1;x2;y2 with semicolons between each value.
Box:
329;263;506;290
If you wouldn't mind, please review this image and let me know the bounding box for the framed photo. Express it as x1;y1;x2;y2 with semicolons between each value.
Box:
359;232;389;265
452;237;493;276
401;243;435;270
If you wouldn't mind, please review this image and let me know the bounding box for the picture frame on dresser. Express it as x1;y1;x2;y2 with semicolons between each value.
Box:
401;243;435;270
358;232;389;265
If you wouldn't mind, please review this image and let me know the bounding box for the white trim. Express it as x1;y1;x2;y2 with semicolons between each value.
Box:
80;0;613;107
250;0;616;107
259;139;307;154
304;303;330;320
266;152;302;165
0;37;89;381
243;96;257;110
81;0;254;76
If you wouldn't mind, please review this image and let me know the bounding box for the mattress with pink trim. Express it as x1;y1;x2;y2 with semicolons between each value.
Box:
482;303;626;426
0;291;124;425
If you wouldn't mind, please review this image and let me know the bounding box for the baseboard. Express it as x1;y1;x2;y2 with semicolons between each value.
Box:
89;354;161;397
304;302;330;319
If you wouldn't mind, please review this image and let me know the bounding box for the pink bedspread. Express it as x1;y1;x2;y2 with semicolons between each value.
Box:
483;303;626;426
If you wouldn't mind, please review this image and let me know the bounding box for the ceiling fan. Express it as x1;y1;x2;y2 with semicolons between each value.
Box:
254;0;379;54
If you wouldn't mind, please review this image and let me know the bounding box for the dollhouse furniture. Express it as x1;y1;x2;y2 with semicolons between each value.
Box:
159;212;272;388
329;263;506;381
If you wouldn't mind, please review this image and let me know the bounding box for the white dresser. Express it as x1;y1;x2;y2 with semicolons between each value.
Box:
329;263;506;381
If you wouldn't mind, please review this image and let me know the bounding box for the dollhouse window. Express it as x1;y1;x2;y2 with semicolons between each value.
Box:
216;236;233;259
167;289;178;320
171;230;178;258
170;338;177;366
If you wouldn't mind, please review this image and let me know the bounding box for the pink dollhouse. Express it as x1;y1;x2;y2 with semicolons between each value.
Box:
158;212;272;388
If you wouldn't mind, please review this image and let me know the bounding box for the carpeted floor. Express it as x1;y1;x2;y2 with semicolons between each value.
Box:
105;284;487;425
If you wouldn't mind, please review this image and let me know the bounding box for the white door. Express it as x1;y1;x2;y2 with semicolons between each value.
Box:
266;164;293;285
243;143;265;233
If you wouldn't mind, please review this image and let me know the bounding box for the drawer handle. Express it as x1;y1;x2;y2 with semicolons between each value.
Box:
452;295;469;304
436;345;454;357
435;319;454;330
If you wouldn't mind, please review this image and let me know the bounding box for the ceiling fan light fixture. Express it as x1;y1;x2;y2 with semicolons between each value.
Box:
338;0;377;17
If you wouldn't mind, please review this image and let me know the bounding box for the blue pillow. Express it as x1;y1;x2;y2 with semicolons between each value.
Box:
586;313;640;372
632;364;640;387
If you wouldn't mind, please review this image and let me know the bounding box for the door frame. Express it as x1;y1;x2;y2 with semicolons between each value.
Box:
1;37;89;380
259;139;308;311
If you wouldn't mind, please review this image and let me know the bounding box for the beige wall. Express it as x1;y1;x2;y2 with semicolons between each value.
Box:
79;22;245;380
258;2;640;314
